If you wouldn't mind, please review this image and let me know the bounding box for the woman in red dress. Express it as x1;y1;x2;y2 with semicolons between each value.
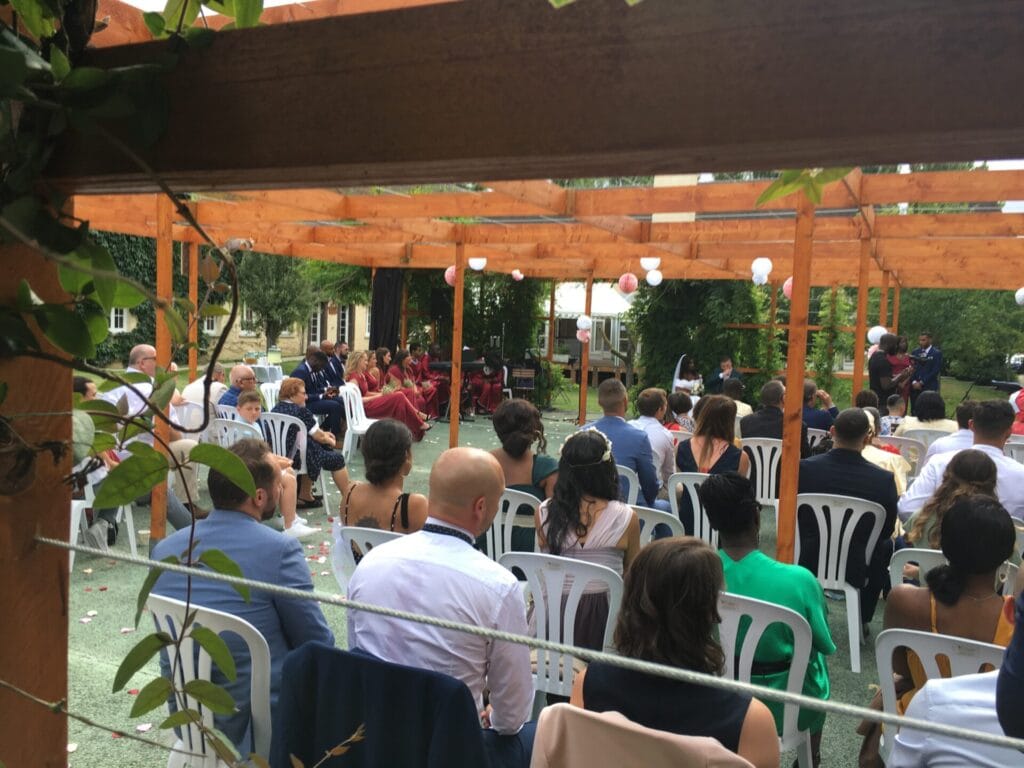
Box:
345;351;429;441
888;336;913;409
469;352;505;415
387;349;439;419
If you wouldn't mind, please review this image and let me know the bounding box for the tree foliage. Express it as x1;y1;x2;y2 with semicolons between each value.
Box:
300;261;372;307
236;252;315;351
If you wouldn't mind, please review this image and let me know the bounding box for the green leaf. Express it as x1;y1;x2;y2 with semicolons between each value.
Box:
36;303;96;357
189;626;237;681
0;382;7;407
82;398;120;430
199;303;230;317
207;726;242;762
249;755;271;768
57;253;93;295
159;708;201;729
182;680;236;714
0;49;29;96
94;446;168;507
72;409;96;464
9;0;57;39
143;11;167;37
49;48;70;81
129;676;173;717
0;310;40;356
111;277;147;309
91;431;116;452
189;443;256;498
98;372;152;392
233;0;262;27
755;171;807;207
112;632;172;692
62;67;111;91
204;0;234;16
16;278;44;311
183;27;216;48
160;0;201;33
81;300;110;345
135;555;179;627
151;374;178;412
198;549;250;602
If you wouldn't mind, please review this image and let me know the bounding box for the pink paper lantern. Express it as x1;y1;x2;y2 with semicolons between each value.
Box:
783;276;794;299
618;272;639;294
511;269;524;281
576;329;591;344
444;265;457;286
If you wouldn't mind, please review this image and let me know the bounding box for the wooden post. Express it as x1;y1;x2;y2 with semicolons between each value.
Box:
547;280;557;362
892;282;902;334
449;245;466;448
578;274;594;426
851;233;872;398
152;194;174;542
879;270;890;327
399;276;409;348
0;243;71;767
187;242;198;380
776;193;815;564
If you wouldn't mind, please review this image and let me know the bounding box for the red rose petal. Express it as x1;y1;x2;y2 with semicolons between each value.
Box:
84;588;93;592
99;586;108;592
127;689;139;696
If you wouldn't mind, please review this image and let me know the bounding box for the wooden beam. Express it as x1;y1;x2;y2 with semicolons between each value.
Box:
54;1;1024;192
879;270;890;328
152;194;174;542
547;280;556;362
449;244;465;448
187;242;198;379
777;194;815;565
852;235;872;398
892;282;902;334
578;274;594;426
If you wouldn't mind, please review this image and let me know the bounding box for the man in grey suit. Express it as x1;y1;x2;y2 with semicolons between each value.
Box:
152;438;334;753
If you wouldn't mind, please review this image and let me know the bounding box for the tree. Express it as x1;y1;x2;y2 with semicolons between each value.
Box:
237;252;316;351
301;261;372;307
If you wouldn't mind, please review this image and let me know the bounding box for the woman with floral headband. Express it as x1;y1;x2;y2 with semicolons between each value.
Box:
535;429;641;654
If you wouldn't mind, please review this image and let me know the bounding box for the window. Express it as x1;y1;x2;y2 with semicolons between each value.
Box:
240;304;257;336
591;317;611;353
337;304;350;345
202;315;218;334
537;321;549;355
109;308;126;334
365;308;371;338
308;303;325;346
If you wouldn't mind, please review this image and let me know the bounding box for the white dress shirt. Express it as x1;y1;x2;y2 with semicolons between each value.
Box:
628;415;676;486
100;366;154;453
347;518;532;734
889;672;1020;767
181;377;228;410
898;444;1024;522
922;429;974;467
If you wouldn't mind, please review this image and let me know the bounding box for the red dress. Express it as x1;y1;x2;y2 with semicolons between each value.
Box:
386;364;439;418
469;367;504;414
416;353;450;412
888;353;913;405
348;374;426;441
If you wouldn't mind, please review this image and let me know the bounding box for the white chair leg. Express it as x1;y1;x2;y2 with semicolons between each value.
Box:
845;585;862;673
795;732;814;768
342;430;354;463
119;504;137;557
69;500;87;571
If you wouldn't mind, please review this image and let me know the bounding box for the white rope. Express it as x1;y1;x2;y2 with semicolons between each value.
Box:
40;536;1024;753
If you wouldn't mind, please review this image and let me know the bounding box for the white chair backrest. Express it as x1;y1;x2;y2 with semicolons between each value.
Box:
666;471;717;547
332;524;403;593
259;382;280;410
806;428;829;450
214;403;239;421
670;430;693;446
742;438;784;507
147;594;272;767
484;489;541;561
206;417;261;448
888;547;947;590
874;628;1005;764
498;552;623;697
340;382;371;428
616;464;640;505
874;436;927;477
631;505;685;544
718;592;813;757
902;428;948;449
794;493;886;588
172;401;208;436
1005;441;1024;464
258;412;308;475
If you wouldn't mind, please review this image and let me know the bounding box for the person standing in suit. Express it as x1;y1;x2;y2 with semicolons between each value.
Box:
739;380;810;458
909;331;943;414
797;409;899;631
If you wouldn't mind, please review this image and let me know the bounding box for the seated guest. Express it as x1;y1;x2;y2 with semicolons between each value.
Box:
339;419;427;533
1013;388;1024;436
665;391;695;433
272;377;351;506
181;362;228;411
801;379;839;431
365;349;386;391
853;389;879;410
894;391;958;436
997;580;1024;737
581;379;660;508
289;347;344;438
235;391;318;539
671;353;703;397
628;388;676;487
740;380;810;458
723;378;753;418
700;472;835;766
152;438;334;754
570;538;779;768
678;395;750;476
922;400;978;466
862;407;912;496
880;394;906;436
320;338;345;387
536;430;640;652
348;448;535;768
884;495;1015;712
345;351;428;440
798;409;898;631
469;352;505;415
491;398;558;501
218;364;259;407
386;349;437;419
411;342;450;412
705;354;743;395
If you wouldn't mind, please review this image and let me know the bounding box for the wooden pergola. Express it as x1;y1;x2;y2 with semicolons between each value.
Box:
3;0;1024;763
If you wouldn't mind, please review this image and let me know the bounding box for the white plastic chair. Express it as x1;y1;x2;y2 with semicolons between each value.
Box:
259;382;280;410
888;547;947;590
172;401;209;440
717;592;814;768
794;493;886;673
337;382;378;463
666;471;717;547
615;464;640;505
483;488;541;562
501;365;513;401
69;481;137;566
258;412;309;481
874;628;1005;765
147;594;271;768
1005;441;1024;464
631;505;685;544
901;428;948;449
331;524;402;593
251;364;271;383
205;418;261;448
214;403;239;421
742;438;783;522
875;436;927;477
498;552;623;700
806;428;829;450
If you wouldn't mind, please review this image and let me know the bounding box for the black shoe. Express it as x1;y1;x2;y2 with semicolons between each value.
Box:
107;520;119;546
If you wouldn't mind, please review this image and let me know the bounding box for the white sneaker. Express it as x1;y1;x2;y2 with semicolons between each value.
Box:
284;521;319;539
295;515;308;525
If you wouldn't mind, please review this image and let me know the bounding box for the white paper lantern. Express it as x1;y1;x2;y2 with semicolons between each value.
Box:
467;256;488;271
752;273;768;286
867;325;887;344
645;269;664;287
750;257;774;278
639;257;662;271
576;314;593;331
1016;287;1024;306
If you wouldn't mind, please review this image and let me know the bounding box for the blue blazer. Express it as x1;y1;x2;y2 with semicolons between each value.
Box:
289;360;329;401
152;509;334;752
583;415;660;507
911;346;942;391
323;356;346;387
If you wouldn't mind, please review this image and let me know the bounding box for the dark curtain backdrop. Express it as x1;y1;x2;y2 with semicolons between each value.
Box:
369;268;404;351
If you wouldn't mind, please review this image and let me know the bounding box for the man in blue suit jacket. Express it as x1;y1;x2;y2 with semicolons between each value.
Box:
910;330;942;415
582;379;661;508
289;347;344;435
152;438;334;754
319;339;346;387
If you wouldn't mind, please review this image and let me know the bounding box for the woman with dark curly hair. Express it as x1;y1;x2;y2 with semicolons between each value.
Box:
535;429;639;651
491;399;558;501
339;419;427;533
894;391;958;436
570;537;779;768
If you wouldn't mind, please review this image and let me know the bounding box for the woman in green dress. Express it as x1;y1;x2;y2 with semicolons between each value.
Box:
699;472;835;767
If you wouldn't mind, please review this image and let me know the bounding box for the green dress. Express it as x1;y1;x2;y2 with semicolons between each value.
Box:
719;550;836;734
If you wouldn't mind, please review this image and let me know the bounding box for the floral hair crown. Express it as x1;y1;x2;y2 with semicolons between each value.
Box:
562;428;613;467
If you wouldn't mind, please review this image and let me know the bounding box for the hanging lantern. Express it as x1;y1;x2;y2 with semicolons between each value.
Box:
444;265;457;286
867;325;887;344
750;257;773;279
576;314;593;331
752;273;768;286
618;272;639;293
467;256;488;271
1016;287;1024;306
511;269;524;281
782;276;794;299
646;269;664;287
639;257;662;271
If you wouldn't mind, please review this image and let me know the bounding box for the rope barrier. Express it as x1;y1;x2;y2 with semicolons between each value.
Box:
39;535;1024;753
